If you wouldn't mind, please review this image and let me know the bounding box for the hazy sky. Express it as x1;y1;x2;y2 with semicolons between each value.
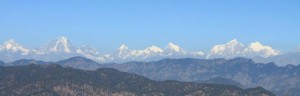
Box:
0;0;299;53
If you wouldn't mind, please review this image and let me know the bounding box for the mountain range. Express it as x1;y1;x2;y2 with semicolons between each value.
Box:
1;36;300;66
1;56;300;95
0;63;274;96
97;58;300;96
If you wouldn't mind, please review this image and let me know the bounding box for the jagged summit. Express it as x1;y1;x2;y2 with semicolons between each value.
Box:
0;37;293;65
165;42;183;53
209;39;245;58
208;39;279;59
0;39;29;55
118;44;129;50
35;36;75;54
228;39;239;44
144;46;163;53
245;41;280;57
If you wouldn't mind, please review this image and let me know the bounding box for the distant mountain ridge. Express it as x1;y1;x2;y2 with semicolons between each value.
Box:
208;39;280;59
0;64;274;96
1;37;300;66
0;56;300;95
0;37;205;63
97;58;300;96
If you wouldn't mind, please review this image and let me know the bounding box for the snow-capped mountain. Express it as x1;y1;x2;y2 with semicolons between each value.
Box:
209;39;245;58
26;37;106;62
144;46;164;54
76;45;107;62
76;45;100;58
34;37;76;54
0;39;31;62
244;42;280;58
0;37;297;65
133;45;164;58
0;37;203;63
164;42;186;56
101;42;206;63
30;37;79;62
0;39;30;55
117;44;164;58
208;39;280;59
116;44;132;59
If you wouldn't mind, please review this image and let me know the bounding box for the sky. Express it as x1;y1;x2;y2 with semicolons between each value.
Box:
0;0;299;53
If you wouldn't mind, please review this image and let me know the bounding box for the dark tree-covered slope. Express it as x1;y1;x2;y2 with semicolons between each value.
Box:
0;64;274;96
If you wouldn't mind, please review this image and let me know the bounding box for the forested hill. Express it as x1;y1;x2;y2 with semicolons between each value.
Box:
0;64;274;96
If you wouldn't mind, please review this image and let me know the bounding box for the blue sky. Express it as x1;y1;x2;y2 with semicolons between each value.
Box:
0;0;299;53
